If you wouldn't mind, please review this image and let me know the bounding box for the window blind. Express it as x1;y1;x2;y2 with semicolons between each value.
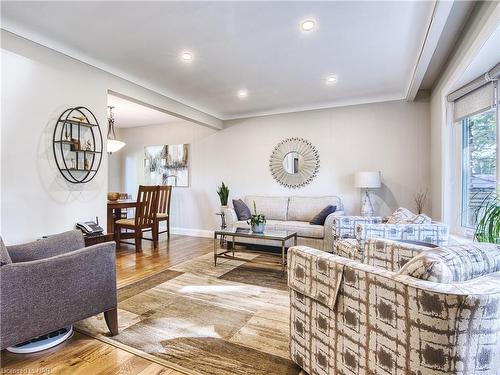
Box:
448;62;499;122
453;82;495;122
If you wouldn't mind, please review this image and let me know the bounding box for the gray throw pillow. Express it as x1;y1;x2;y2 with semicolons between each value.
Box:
233;199;251;221
309;205;337;225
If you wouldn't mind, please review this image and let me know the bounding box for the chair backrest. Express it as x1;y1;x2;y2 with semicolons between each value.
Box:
157;185;172;215
134;185;159;226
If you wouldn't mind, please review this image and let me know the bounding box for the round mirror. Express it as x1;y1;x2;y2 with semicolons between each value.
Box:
282;152;303;174
269;137;320;188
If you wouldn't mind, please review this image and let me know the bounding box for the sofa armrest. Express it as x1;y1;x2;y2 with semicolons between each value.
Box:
323;212;341;252
356;223;449;246
0;241;117;349
7;230;85;263
221;207;238;228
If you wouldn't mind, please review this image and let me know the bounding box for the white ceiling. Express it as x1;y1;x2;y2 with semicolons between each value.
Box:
2;1;437;119
108;94;181;128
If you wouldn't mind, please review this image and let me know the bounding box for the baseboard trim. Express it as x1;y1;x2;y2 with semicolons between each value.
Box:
171;227;213;238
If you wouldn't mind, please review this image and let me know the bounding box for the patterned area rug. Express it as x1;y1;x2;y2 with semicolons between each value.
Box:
76;252;301;375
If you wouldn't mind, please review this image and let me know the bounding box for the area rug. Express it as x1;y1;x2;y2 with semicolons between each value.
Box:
75;252;301;375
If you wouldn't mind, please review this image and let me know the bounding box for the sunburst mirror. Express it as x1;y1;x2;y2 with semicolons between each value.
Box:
269;137;320;188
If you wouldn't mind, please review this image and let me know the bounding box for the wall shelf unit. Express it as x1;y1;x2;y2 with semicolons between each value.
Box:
52;106;103;184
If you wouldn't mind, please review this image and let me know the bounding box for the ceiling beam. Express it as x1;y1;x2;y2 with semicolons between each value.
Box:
405;0;455;101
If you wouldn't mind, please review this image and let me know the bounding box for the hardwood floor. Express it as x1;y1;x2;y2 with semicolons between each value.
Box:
1;235;214;374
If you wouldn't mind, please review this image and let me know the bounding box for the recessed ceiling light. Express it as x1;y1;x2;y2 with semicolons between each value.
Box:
180;51;193;62
237;89;248;99
300;19;316;32
326;75;338;84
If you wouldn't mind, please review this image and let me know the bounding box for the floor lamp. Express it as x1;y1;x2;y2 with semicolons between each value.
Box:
354;171;381;216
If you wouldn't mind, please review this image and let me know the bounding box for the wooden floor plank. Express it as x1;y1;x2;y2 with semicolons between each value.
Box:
1;235;213;374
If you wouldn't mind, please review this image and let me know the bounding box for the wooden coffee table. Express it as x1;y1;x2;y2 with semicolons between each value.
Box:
213;227;297;270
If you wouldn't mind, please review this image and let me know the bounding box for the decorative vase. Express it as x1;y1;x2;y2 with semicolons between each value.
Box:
220;205;228;212
251;223;265;233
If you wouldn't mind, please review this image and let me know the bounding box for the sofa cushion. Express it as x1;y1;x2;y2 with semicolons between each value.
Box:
0;237;12;266
232;199;252;221
386;207;416;224
275;221;324;239
398;243;500;283
309;205;337;225
244;196;288;221
234;220;279;231
288;196;342;222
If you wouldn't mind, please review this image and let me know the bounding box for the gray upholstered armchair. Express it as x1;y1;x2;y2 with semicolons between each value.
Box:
0;230;118;350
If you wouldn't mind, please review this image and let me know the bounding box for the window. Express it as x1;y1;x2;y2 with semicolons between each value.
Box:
461;109;497;228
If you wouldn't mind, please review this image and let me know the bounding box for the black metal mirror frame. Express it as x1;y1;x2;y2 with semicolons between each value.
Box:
52;106;103;184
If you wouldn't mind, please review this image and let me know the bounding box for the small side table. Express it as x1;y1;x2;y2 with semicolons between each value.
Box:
216;211;227;229
216;211;227;248
84;233;115;247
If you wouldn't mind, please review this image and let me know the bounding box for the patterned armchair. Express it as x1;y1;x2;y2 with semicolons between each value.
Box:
332;215;449;261
288;245;500;375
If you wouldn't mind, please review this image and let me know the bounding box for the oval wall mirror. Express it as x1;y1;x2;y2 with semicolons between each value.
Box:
269;137;320;188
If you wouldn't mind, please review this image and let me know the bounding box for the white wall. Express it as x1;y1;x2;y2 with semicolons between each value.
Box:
429;1;500;225
117;100;431;235
1;31;109;244
1;30;217;243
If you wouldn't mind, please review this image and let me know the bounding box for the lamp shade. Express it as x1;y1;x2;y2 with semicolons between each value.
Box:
107;139;126;153
354;171;381;188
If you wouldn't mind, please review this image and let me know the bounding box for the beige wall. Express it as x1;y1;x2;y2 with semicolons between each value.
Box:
116;100;431;236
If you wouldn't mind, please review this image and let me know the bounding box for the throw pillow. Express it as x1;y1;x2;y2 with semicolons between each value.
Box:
398;243;500;283
386;207;416;224
233;199;252;221
0;237;12;266
309;205;337;225
411;213;432;224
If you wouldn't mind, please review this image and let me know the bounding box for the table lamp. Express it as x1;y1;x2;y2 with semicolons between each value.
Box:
354;171;381;216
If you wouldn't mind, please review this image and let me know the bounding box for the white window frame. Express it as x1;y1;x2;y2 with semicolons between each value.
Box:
452;80;499;237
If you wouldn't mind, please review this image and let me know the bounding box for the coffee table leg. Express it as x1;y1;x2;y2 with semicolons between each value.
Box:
282;240;285;271
294;234;297;246
213;233;217;266
232;236;235;257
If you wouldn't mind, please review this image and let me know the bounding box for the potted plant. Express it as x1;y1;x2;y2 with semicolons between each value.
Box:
247;201;266;233
474;192;500;243
217;182;229;209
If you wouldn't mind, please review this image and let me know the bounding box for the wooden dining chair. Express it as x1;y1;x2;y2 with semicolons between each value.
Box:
115;185;159;251
119;193;129;218
155;185;172;239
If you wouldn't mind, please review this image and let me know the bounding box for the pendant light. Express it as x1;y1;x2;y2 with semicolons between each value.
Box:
107;106;126;153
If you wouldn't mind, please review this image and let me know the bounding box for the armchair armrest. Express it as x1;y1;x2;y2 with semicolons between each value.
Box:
356;223;449;247
332;215;382;241
0;241;116;349
7;230;85;263
221;207;238;228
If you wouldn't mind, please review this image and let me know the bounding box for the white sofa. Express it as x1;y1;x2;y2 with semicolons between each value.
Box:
222;195;344;251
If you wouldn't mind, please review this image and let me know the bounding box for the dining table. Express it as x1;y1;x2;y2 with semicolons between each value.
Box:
107;199;137;234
